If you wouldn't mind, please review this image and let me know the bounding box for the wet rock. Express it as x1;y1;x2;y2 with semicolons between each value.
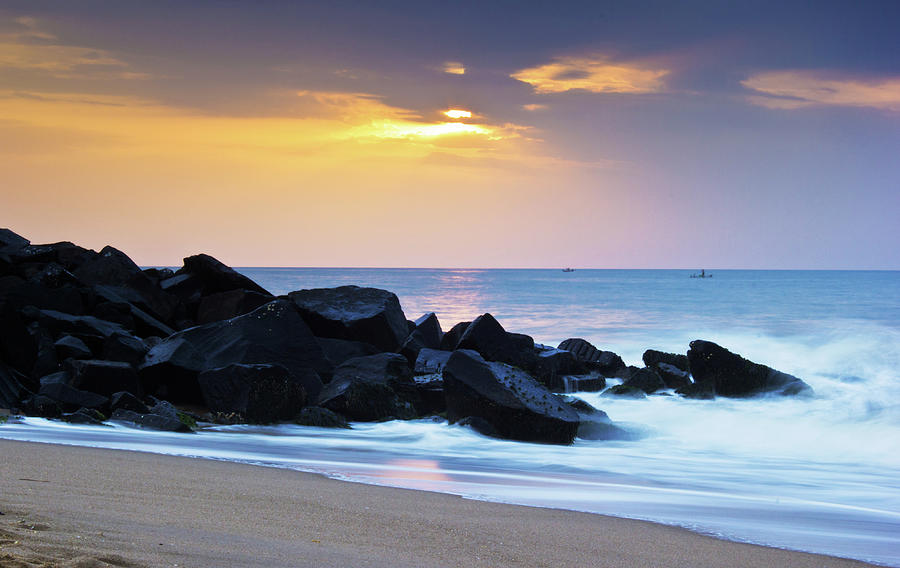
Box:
176;254;272;297
196;289;271;324
562;397;639;441
317;338;380;368
0;362;28;409
0;228;29;253
456;313;536;369
198;363;309;424
413;374;445;416
411;312;443;349
317;353;416;421
414;348;452;375
109;391;149;414
19;394;62;418
102;332;149;366
28;322;59;379
439;321;470;351
558;338;626;377
655;362;691;390
531;346;586;390
91;285;176;338
110;408;193;433
643;349;690;373
602;384;647;399
556;374;606;393
68;359;141;398
687;340;813;397
54;335;92;360
288;286;409;352
442;349;579;445
61;408;106;425
675;382;716;400
21;307;126;340
295;406;349;428
39;381;108;412
623;367;666;394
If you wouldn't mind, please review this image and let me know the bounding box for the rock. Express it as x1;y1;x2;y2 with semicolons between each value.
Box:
317;354;416;421
54;335;93;360
412;313;443;348
72;246;144;288
675;382;715;400
140;300;329;404
102;332;149;366
687;340;813;397
22;307;126;340
67;359;142;398
602;384;647;399
110;408;193;433
90;285;176;337
288;286;409;352
556;374;606;393
558;338;626;376
0;228;29;252
91;301;136;328
414;348;452;375
531;346;586;390
38;381;108;412
176;254;271;296
655;362;691;390
0;275;84;314
28;322;59;378
196;289;271;324
643;349;690;373
0;362;28;409
439;321;470;351
198;363;309;424
0;307;38;381
317;338;380;368
61;408;106;425
19;394;62;418
109;391;149;414
398;330;428;367
623;367;666;394
294;406;349;428
562;397;639;441
413;374;445;416
8;241;94;271
456;313;535;369
442;350;579;445
456;416;501;438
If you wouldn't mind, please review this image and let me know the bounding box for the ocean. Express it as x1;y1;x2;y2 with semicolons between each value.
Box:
3;269;899;565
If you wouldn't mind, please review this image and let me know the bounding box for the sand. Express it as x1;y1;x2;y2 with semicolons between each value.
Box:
0;439;877;568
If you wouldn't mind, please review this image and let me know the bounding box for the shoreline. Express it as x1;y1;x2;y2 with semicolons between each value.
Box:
0;439;880;568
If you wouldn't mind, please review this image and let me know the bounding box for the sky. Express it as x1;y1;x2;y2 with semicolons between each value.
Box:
1;0;898;269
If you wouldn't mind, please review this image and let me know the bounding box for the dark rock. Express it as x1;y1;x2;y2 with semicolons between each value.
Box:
413;374;445;416
68;359;141;398
456;313;536;369
531;346;586;390
177;254;271;296
19;394;61;418
102;332;149;366
687;340;813;397
61;408;106;425
655;362;691;390
0;229;29;252
9;241;94;271
398;330;427;367
72;246;144;287
288;286;409;352
643;349;690;373
439;321;470;351
317;337;380;368
39;382;108;412
0;276;84;314
22;307;126;340
623;367;666;394
198;363;309;424
109;391;149;414
602;384;647;398
28;322;59;378
412;312;443;348
562;397;639;441
414;348;452;375
295;406;349;428
675;382;716;400
556;374;606;393
92;301;135;328
91;285;176;337
140;300;329;403
442;350;579;445
54;335;92;360
558;338;626;376
23;262;81;288
39;370;69;386
0;362;28;409
142;267;175;285
317;354;416;421
456;415;501;438
0;307;38;380
110;408;192;433
196;289;271;324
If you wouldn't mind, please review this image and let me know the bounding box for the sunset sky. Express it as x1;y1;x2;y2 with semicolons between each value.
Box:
2;1;898;268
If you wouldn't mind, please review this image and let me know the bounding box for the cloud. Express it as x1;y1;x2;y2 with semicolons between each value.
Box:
442;61;466;75
0;17;146;80
522;103;547;111
742;71;900;112
511;54;669;95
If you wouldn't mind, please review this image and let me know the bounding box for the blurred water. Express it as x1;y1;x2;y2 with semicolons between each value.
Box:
2;269;899;565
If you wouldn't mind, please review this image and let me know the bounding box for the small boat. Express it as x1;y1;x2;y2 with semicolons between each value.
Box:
562;267;576;272
690;269;712;278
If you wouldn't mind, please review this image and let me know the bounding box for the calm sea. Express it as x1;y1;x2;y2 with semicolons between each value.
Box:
4;269;899;565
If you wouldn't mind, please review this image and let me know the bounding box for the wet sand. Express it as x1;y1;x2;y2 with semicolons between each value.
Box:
0;439;877;568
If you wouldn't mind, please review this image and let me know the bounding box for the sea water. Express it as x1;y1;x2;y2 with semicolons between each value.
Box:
2;269;899;565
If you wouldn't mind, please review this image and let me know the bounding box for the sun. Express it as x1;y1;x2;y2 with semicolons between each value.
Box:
443;109;472;119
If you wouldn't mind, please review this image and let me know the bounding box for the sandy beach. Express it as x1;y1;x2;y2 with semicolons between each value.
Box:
0;439;878;568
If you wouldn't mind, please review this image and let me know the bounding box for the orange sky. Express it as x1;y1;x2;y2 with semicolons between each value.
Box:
2;4;898;268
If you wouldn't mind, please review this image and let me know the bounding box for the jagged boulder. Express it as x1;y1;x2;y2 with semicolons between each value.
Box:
317;337;380;368
140;300;329;403
442;350;579;445
316;353;416;421
456;313;536;369
439;321;470;351
38;382;108;412
687;340;812;397
102;332;149;366
562;397;639;441
0;229;29;253
643;349;690;373
411;313;443;348
623;367;666;394
54;335;93;360
531;346;586;390
414;348;452;375
288;286;409;352
110;408;192;432
558;338;626;376
198;363;309;423
0;362;27;409
196;289;271;324
109;391;149;414
67;359;142;398
655;362;691;389
294;406;349;428
602;384;647;398
176;254;271;297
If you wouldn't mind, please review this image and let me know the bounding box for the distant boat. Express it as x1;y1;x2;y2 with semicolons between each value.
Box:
690;269;712;278
562;267;576;272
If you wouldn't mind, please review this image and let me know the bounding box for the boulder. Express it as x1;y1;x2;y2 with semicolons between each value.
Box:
456;313;535;369
687;340;813;397
602;384;646;399
38;382;108;412
198;363;309;424
109;391;149;414
411;313;443;348
19;394;62;418
28;322;59;378
531;346;586;390
414;348;452;375
655;362;691;390
623;367;666;394
675;382;716;400
643;349;690;373
442;350;579;445
558;338;626;376
91;285;177;337
317;337;380;368
72;246;144;288
439;321;470;351
557;374;606;393
332;353;413;389
68;359;142;398
110;408;193;433
0;275;84;314
21;307;126;340
562;397;639;441
398;330;428;366
54;335;92;360
317;354;416;421
413;375;445;416
288;286;409;351
0;228;29;253
61;408;106;425
196;289;271;324
140;300;329;404
176;254;271;297
0;307;38;380
294;406;349;428
0;362;28;409
102;332;149;366
8;241;94;271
